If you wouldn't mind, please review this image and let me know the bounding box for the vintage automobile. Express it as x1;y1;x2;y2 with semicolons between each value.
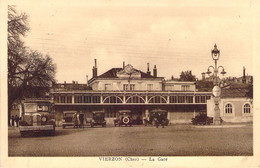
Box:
149;109;169;127
62;111;78;128
89;111;106;127
18;98;56;137
191;113;214;125
114;110;133;127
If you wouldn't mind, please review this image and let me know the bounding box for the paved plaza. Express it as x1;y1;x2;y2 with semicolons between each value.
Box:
8;124;253;156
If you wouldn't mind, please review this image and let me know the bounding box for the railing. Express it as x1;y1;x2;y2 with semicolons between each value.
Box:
51;91;212;105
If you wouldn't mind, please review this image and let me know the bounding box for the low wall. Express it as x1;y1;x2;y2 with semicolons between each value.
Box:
168;111;200;124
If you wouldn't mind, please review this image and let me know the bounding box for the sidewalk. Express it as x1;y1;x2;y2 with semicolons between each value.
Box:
191;122;252;128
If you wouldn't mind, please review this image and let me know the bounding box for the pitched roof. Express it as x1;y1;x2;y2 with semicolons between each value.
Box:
220;88;251;98
97;68;162;79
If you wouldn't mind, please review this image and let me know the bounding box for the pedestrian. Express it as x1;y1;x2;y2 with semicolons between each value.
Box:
73;113;78;128
143;116;148;126
11;115;15;127
155;113;164;128
15;115;19;127
79;112;84;128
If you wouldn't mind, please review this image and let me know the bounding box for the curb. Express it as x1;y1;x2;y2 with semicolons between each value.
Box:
192;124;247;128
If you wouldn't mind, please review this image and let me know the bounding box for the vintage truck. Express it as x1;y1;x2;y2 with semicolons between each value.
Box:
18;98;56;137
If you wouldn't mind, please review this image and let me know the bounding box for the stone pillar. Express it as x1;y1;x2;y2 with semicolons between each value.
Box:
212;86;221;125
100;95;103;104
123;94;126;104
213;97;221;125
72;94;75;104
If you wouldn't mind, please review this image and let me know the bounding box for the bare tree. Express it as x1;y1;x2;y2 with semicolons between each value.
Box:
8;6;56;125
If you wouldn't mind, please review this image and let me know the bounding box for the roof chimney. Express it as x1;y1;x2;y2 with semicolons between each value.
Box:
153;65;157;77
242;66;246;83
147;63;151;75
92;59;98;78
201;72;206;80
86;75;88;86
123;61;125;69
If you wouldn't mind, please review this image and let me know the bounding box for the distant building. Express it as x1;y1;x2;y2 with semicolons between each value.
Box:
52;81;91;91
207;88;253;122
222;66;253;85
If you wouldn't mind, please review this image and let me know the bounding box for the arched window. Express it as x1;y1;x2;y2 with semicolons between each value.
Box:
243;103;251;114
225;104;233;114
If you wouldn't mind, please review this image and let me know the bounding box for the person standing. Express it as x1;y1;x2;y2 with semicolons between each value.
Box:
15;115;19;127
73;113;78;128
11;115;15;127
143;115;149;126
155;113;163;128
79;112;84;128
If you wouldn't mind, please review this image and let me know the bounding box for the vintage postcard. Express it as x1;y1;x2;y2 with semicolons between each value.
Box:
1;0;260;167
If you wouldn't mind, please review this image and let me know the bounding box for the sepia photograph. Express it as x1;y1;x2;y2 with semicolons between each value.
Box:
1;0;260;167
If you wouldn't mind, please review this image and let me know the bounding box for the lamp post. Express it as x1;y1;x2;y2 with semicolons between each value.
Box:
204;44;227;125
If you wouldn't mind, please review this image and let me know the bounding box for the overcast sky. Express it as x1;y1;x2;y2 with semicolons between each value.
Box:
15;0;257;83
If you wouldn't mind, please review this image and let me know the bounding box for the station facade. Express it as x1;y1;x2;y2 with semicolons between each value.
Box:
50;60;212;125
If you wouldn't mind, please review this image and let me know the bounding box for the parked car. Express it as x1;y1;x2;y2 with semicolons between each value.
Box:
149;109;169;127
191;113;213;125
114;110;133;127
89;111;106;127
62;111;78;128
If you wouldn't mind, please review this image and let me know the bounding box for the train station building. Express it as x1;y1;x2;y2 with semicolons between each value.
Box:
50;59;212;125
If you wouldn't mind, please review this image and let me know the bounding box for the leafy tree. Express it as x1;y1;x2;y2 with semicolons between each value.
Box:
8;6;56;125
195;80;214;92
179;70;196;81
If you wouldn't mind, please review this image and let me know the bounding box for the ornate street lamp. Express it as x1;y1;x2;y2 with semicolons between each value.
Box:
204;44;227;125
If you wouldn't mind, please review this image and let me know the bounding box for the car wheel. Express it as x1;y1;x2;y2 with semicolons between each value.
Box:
20;131;26;137
47;131;54;136
122;117;130;125
50;130;55;136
